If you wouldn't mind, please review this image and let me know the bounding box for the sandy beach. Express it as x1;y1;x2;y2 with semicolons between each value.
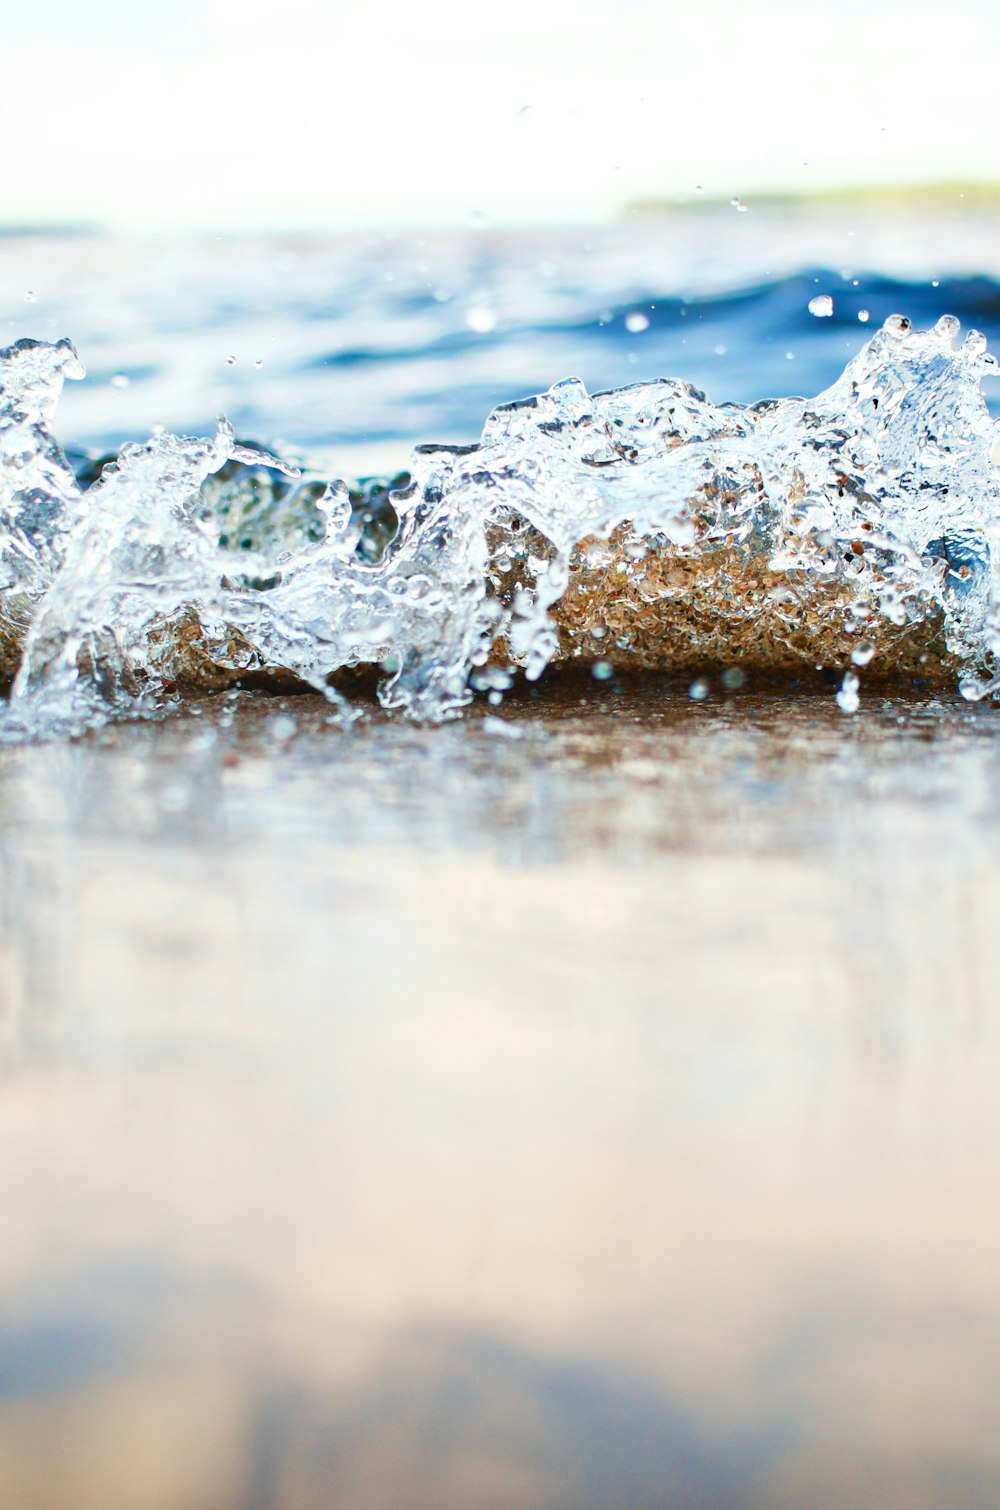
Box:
0;682;998;1507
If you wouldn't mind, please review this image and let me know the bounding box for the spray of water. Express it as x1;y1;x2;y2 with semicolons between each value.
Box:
0;314;997;738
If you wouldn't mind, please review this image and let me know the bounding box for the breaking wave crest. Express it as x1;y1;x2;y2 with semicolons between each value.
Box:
1;313;999;739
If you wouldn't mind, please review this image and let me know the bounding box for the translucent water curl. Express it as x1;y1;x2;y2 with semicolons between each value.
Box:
0;313;998;739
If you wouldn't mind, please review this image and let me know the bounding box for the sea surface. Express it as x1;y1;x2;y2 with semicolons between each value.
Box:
5;204;1000;473
2;208;1000;1508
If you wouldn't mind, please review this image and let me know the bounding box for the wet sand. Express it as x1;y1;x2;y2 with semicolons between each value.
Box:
1;680;999;1508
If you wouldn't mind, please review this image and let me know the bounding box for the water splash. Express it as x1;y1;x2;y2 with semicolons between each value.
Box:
0;314;998;738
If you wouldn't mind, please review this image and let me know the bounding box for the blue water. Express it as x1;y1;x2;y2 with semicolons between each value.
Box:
3;211;999;473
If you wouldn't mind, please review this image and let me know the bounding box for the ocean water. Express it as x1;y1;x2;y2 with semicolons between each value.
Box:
4;209;1000;1510
8;208;1000;464
3;205;1000;735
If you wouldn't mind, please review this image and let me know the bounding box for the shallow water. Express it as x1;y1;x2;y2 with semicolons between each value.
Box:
1;686;1000;1508
3;210;1000;1505
3;213;1000;734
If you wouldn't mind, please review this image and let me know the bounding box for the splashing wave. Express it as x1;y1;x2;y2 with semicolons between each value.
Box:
1;314;998;738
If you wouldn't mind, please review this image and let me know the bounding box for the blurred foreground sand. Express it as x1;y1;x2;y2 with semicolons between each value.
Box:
0;681;998;1509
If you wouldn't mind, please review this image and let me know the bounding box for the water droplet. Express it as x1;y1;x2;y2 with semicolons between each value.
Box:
934;314;960;341
592;660;614;681
858;309;870;323
471;665;513;692
883;314;911;335
625;311;650;333
721;667;745;690
835;670;860;713
808;295;833;318
730;198;748;213
851;639;875;666
960;676;984;702
226;355;237;366
688;678;709;701
23;290;36;304
932;279;940;288
714;343;727;356
253;358;264;369
465;306;497;334
694;184;704;195
487;689;504;705
110;373;129;388
320;480;352;534
785;351;795;361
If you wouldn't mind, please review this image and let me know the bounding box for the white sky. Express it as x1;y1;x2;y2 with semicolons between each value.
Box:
2;0;998;230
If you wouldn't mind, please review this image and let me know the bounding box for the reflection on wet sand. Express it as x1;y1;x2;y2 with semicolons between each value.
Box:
0;683;999;1508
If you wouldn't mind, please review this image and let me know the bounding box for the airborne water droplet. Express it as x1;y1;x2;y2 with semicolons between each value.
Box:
808;295;833;318
592;660;614;681
851;640;875;667
625;312;650;333
836;670;860;713
689;678;709;701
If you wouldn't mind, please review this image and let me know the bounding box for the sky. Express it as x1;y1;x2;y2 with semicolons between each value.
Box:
2;0;998;231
